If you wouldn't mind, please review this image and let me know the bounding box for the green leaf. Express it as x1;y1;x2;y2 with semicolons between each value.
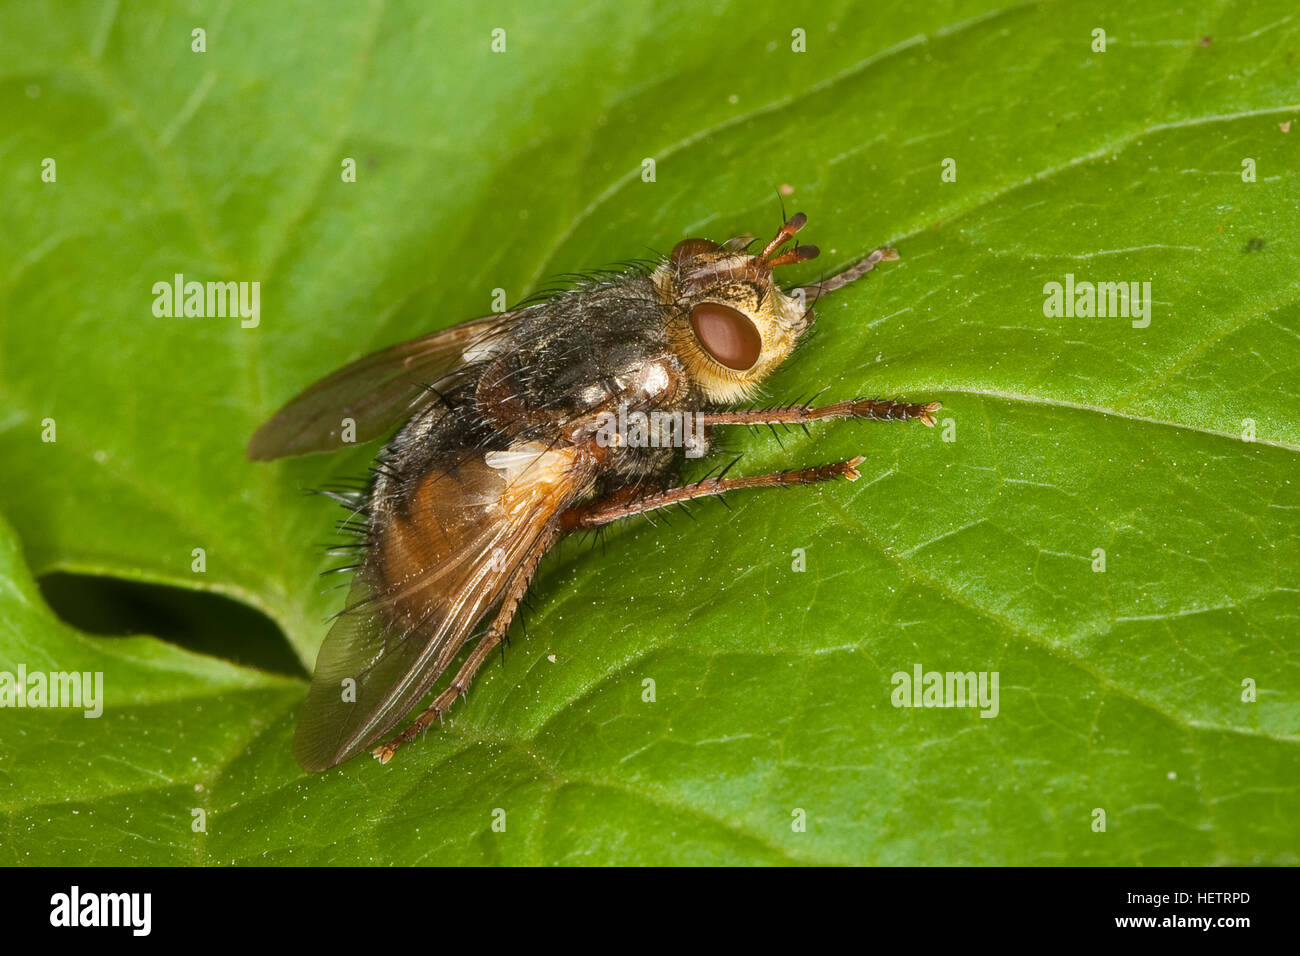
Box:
1;0;1297;864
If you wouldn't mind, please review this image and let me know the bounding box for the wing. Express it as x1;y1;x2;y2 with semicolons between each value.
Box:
247;312;521;460
292;441;598;771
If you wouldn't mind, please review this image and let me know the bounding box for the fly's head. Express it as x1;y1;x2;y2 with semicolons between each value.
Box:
653;213;824;404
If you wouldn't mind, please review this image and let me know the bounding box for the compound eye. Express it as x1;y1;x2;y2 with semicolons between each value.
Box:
671;238;720;264
689;302;762;371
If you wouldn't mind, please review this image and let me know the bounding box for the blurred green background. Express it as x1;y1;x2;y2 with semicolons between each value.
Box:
0;0;1296;864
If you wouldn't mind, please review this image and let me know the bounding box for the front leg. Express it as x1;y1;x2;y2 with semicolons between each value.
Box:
697;397;941;428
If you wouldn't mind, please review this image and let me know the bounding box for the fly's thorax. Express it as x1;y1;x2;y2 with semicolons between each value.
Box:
651;248;811;405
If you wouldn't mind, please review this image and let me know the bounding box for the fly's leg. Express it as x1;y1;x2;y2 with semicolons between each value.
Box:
371;530;554;764
697;397;941;428
369;629;499;763
560;458;867;531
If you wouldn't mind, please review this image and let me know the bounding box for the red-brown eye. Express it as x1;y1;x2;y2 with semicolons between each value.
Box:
671;238;720;264
689;302;762;371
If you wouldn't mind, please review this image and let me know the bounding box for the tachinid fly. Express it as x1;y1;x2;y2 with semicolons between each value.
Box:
248;213;940;771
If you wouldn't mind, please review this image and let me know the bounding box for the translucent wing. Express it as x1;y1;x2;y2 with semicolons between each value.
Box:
292;442;596;771
247;313;519;460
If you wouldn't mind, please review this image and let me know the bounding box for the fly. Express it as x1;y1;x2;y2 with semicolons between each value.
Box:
247;213;939;771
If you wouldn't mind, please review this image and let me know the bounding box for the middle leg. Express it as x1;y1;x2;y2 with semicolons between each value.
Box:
561;457;868;531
